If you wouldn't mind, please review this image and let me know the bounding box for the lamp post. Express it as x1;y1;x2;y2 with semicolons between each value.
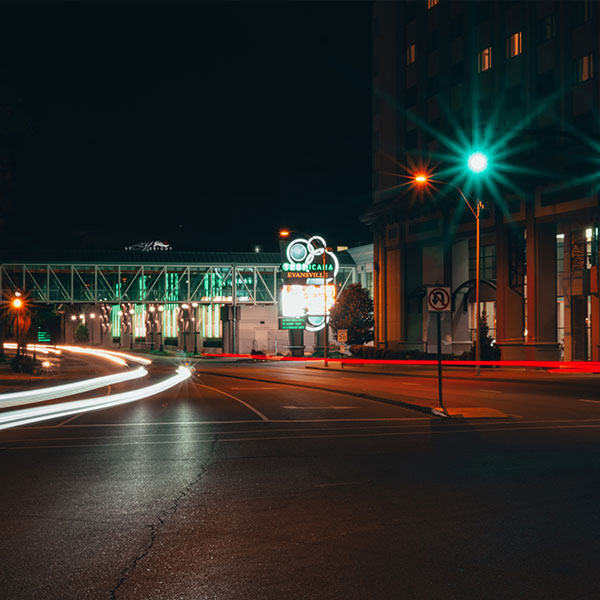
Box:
321;245;334;367
129;308;135;349
192;302;199;355
158;305;164;352
89;313;96;345
415;171;485;375
181;304;189;354
149;305;155;351
12;296;22;370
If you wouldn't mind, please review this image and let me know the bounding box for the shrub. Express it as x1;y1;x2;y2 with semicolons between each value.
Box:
11;355;37;374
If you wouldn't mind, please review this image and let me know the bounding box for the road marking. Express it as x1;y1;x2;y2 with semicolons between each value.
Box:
315;481;362;488
283;406;354;410
195;383;269;421
54;413;85;427
479;389;502;394
55;385;112;427
230;387;281;390
7;422;600;450
7;417;430;430
579;399;600;403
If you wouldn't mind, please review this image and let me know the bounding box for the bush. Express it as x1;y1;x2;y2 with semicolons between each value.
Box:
350;344;363;358
203;338;222;348
11;355;37;374
164;337;178;346
74;324;89;343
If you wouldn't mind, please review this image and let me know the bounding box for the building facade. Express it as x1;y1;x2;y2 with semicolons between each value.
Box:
0;249;358;355
366;0;600;361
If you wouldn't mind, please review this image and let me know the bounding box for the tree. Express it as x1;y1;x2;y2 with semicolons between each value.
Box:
329;283;374;345
74;323;89;343
472;308;501;360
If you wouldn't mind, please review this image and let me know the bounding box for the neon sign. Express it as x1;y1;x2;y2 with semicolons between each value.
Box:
280;235;338;332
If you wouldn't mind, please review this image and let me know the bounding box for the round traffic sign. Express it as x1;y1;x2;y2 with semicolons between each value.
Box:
427;287;451;312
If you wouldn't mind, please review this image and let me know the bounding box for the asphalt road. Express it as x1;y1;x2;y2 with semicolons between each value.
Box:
1;358;600;599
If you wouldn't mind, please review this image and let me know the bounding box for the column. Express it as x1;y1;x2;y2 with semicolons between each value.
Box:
495;221;525;359
525;210;559;360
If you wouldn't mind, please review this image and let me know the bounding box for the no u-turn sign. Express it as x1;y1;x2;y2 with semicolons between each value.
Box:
427;287;451;312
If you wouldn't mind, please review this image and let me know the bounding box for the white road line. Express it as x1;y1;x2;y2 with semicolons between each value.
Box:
6;422;600;450
54;413;85;427
283;406;354;410
230;387;281;390
55;385;113;427
579;399;600;403
195;383;269;421
479;389;502;393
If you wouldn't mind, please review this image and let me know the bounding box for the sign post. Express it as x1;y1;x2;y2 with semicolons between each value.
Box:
427;287;451;416
337;329;348;368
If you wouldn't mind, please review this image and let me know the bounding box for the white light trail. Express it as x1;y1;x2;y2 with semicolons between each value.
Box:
56;346;128;366
0;367;191;431
3;343;62;355
0;367;147;410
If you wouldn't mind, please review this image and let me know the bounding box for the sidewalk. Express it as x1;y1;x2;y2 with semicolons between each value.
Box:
304;362;600;383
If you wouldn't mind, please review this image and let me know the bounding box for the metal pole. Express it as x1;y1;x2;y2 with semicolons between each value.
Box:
15;310;20;370
475;201;481;376
437;311;445;414
323;248;328;367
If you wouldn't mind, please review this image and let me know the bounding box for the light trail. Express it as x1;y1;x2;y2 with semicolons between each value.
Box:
3;343;62;355
0;367;191;431
56;346;128;366
0;367;147;410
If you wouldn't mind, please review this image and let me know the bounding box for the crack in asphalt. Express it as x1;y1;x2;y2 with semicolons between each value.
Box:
109;451;214;600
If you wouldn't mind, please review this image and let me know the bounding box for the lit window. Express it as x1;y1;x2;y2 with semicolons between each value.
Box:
477;47;492;72
575;53;594;83
506;32;522;58
406;43;416;65
427;0;439;9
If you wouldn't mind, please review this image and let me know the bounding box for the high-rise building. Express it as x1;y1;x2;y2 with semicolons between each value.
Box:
363;0;600;361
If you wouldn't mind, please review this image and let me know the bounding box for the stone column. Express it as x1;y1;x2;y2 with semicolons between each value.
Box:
495;221;525;359
525;212;559;360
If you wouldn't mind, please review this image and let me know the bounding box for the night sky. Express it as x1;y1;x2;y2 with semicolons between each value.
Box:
0;1;372;255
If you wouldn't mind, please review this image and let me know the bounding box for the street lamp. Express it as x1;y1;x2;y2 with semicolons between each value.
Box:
12;297;23;370
415;171;486;375
149;305;155;351
158;305;164;352
89;313;96;346
129;308;135;350
192;302;199;355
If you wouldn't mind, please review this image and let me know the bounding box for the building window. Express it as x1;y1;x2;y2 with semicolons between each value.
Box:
539;15;555;42
469;244;496;280
574;0;592;25
427;0;439;9
406;44;416;65
506;32;522;58
575;53;593;83
477;46;492;72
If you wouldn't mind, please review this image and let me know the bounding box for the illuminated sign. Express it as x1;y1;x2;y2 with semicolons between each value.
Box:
125;240;172;251
279;235;338;332
279;317;306;330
